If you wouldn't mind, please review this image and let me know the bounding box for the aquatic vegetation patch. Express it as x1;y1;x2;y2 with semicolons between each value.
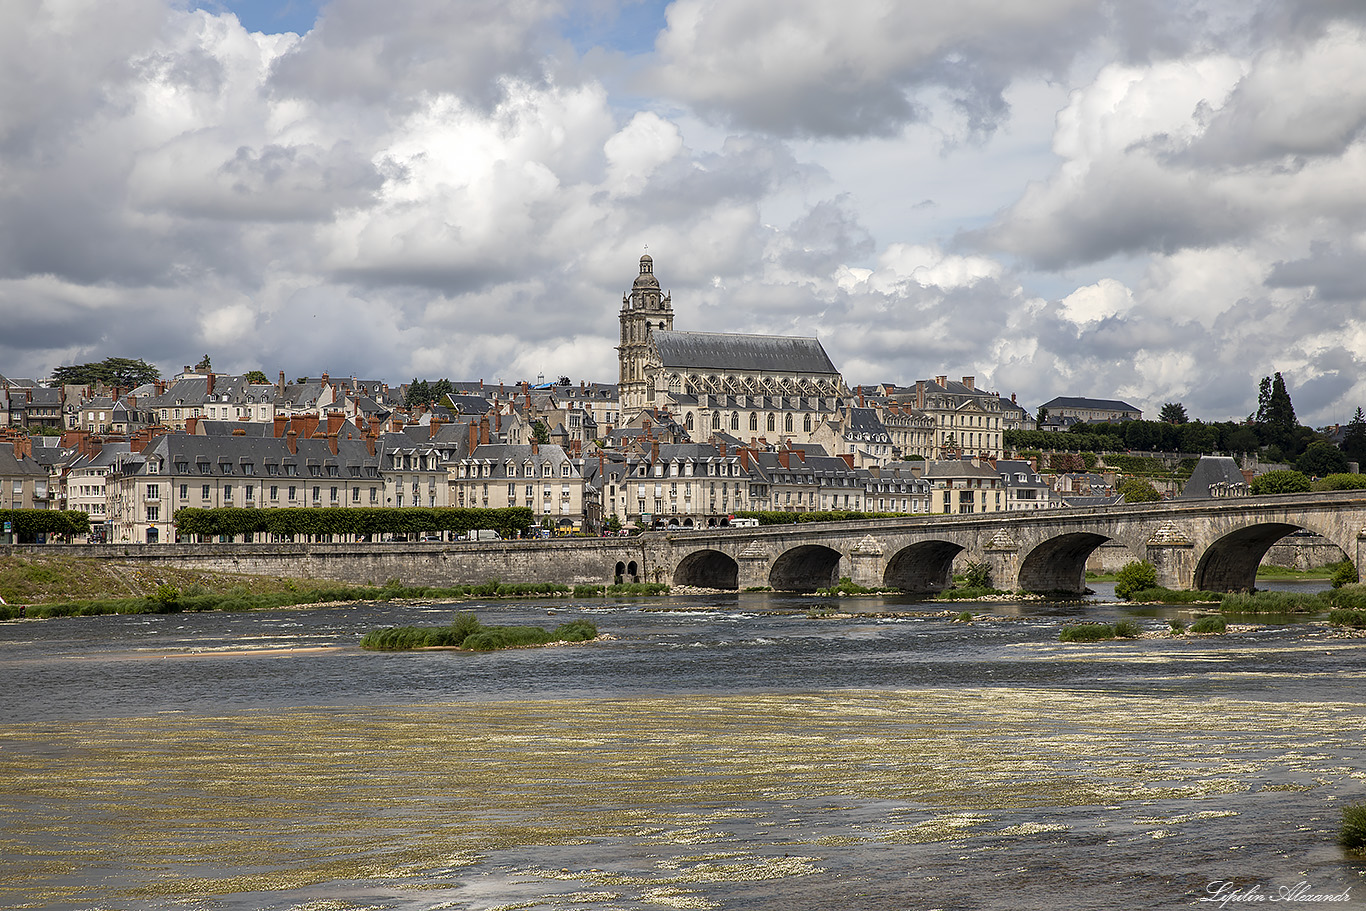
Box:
1190;616;1228;635
1328;609;1366;629
362;614;599;651
1060;623;1118;642
1341;804;1366;853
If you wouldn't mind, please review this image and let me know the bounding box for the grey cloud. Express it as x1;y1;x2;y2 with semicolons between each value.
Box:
1266;244;1366;301
268;0;564;110
647;0;1138;139
777;197;875;275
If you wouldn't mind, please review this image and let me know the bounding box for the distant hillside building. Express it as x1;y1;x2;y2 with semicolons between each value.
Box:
1040;396;1142;424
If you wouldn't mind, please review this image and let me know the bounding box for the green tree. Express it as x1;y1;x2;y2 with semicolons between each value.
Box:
1225;425;1260;454
49;357;160;388
1115;560;1158;600
195;354;212;371
1118;478;1161;503
531;420;551;444
1179;422;1217;454
404;379;431;407
430;378;454;404
1159;402;1187;424
1250;469;1311;495
1256;372;1298;453
1035;406;1049;426
243;370;269;385
1342;407;1366;466
1296;440;1349;478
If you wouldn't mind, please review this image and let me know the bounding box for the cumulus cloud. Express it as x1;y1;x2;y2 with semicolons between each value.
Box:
3;0;1366;429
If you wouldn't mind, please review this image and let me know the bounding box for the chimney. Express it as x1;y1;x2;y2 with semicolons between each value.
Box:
651;439;659;462
468;420;478;454
718;441;727;457
1011;392;1017;404
778;450;790;469
286;430;298;454
321;372;329;386
273;415;287;438
963;376;975;390
365;434;376;457
186;417;199;435
935;375;947;387
479;378;483;389
327;432;338;455
916;380;926;410
480;414;490;445
12;436;32;460
206;372;215;394
839;453;855;469
326;412;345;435
740;449;751;470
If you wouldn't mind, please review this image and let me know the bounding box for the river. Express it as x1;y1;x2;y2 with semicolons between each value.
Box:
1;585;1363;910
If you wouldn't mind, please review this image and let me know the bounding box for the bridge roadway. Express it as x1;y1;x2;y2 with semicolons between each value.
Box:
8;491;1366;594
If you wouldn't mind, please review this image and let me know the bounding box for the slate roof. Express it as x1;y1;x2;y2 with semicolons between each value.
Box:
1180;456;1249;498
653;330;840;375
1041;396;1141;413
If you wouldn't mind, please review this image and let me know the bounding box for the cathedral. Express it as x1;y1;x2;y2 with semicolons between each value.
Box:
617;254;849;444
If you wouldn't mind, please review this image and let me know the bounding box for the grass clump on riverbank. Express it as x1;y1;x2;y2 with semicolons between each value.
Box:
1218;584;1366;618
360;613;598;651
1123;587;1223;604
572;582;670;597
816;577;898;596
0;572;668;622
1059;621;1141;642
1189;616;1227;634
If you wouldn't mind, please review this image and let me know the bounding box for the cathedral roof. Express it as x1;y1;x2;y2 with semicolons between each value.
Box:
652;330;840;376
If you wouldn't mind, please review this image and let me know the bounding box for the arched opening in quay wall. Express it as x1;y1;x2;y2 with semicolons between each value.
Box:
1018;533;1112;594
1195;523;1304;592
673;550;740;590
883;541;964;592
769;545;843;592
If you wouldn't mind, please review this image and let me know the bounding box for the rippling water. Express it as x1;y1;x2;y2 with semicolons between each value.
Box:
1;589;1363;910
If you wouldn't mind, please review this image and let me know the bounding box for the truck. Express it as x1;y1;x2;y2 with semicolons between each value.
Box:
468;529;502;542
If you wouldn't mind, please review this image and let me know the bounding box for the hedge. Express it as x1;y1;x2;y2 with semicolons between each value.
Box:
0;510;91;542
172;506;534;539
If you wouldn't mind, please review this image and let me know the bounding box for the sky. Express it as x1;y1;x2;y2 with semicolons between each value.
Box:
3;1;1366;426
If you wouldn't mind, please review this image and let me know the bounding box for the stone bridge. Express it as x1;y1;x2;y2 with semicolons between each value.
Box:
645;491;1366;593
8;492;1364;594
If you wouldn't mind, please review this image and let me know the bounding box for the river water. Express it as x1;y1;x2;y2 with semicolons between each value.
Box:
1;585;1363;910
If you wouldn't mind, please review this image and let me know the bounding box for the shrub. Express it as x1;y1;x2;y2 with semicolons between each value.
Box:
1341;804;1366;853
1250;470;1312;495
1114;561;1158;600
961;561;991;589
1313;473;1366;491
1331;560;1360;589
956;611;973;622
1169;618;1186;634
1113;619;1142;638
1060;623;1115;642
1190;615;1227;634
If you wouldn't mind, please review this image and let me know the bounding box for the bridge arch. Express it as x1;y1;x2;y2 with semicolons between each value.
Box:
1018;532;1112;594
673;549;740;590
1195;522;1303;592
883;540;964;592
770;544;843;592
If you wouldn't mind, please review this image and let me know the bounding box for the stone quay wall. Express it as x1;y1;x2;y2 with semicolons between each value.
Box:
5;541;648;588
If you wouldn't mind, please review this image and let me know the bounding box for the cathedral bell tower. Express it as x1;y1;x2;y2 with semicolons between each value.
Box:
617;253;673;412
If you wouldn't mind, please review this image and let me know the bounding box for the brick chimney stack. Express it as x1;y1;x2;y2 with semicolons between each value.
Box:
286;430;297;454
206;373;215;394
